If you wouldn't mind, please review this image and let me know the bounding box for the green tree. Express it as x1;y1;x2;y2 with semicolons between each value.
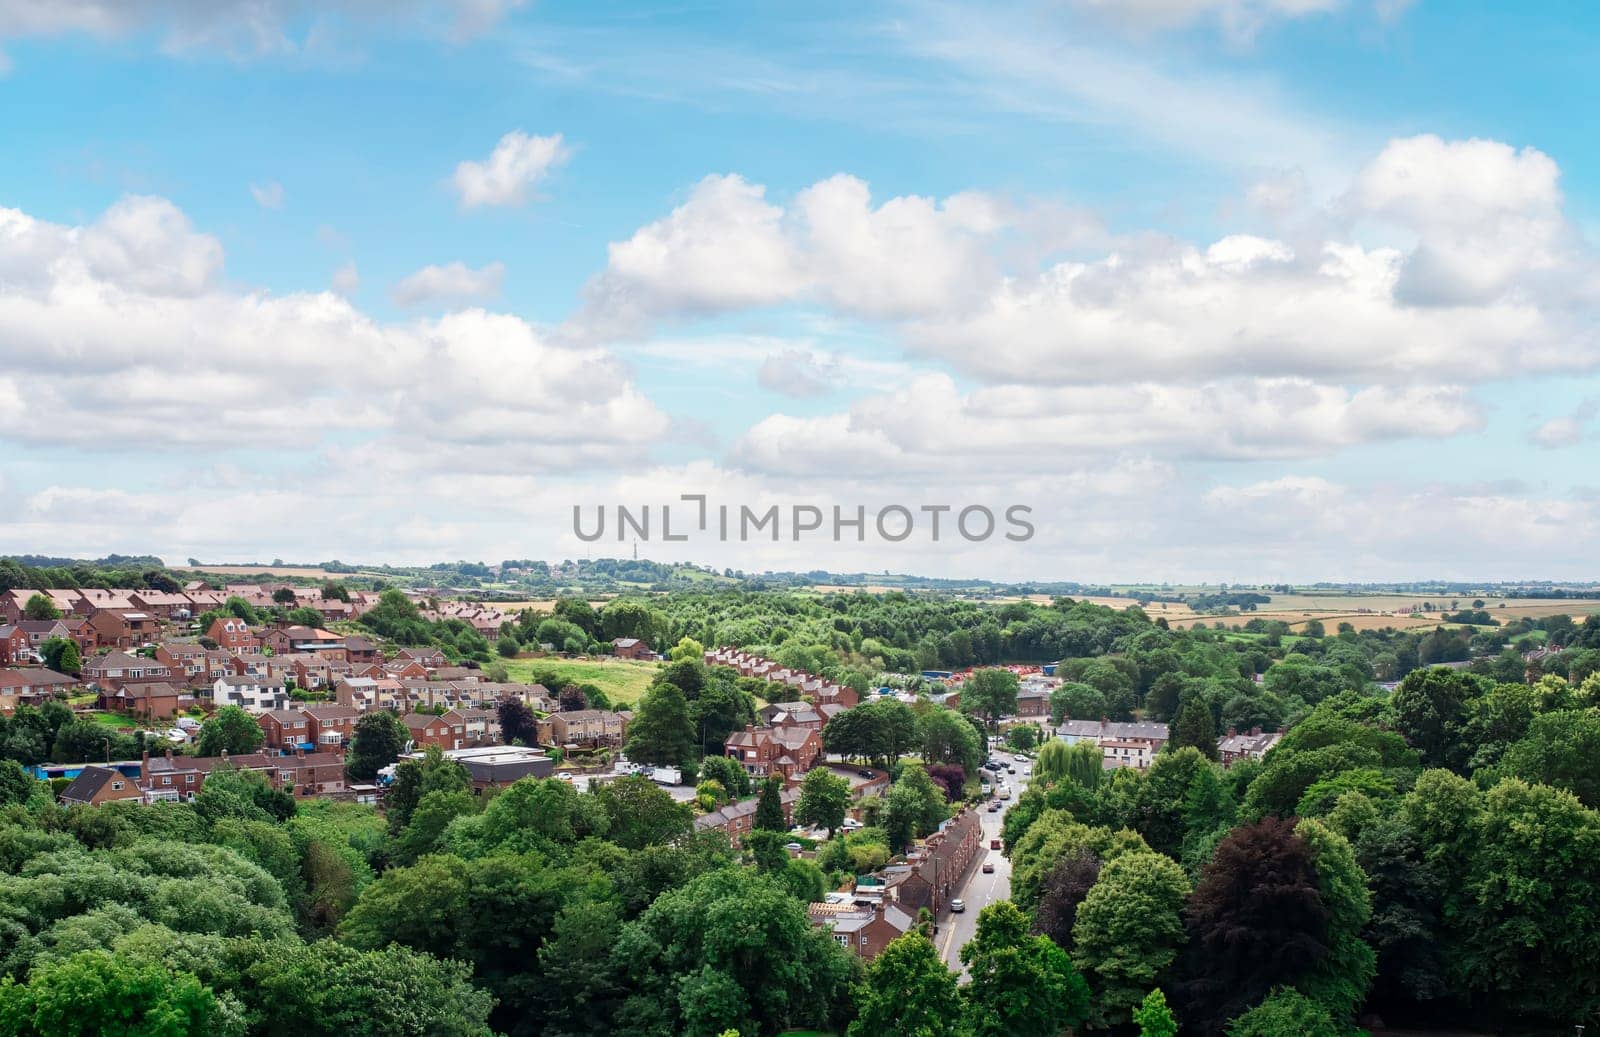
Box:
0;950;228;1037
39;637;80;675
883;765;948;852
920;706;983;773
344;712;408;782
613;867;857;1037
591;774;694;849
847;932;965;1037
1224;988;1341;1037
1391;667;1480;772
196;705;265;757
796;767;851;836
754;776;786;832
961;901;1091;1037
1170;695;1219;760
1134;989;1179;1037
962;669;1020;732
698;754;751;799
1051;682;1105;724
22;593;61;621
1072;851;1190;1026
1500;707;1600;808
626;681;696;768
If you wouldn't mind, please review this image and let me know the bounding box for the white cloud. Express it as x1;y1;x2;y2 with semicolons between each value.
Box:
584;136;1600;390
77;195;224;297
1531;401;1597;449
250;180;284;209
0;195;668;456
451;130;571;208
731;373;1483;476
757;349;842;398
0;0;527;57
391;260;505;306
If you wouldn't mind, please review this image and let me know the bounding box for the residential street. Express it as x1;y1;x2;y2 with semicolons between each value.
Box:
939;765;1031;973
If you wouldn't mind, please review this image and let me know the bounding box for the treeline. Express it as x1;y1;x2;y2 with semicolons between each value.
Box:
1000;666;1600;1034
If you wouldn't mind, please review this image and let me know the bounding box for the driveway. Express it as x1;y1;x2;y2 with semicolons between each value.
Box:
939;767;1030;973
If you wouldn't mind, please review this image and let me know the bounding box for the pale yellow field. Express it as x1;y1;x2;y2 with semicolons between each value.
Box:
189;564;367;579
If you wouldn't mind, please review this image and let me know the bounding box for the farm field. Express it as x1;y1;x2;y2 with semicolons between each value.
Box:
500;656;661;707
186;564;373;579
1165;596;1600;633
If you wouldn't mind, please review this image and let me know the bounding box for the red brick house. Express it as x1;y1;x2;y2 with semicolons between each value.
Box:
0;625;30;665
98;681;182;721
206;617;260;651
258;709;313;750
59;766;148;806
302;704;361;747
808;899;916;960
611;637;654;660
82;652;171;687
403;711;463;750
86;609;160;650
693;786;800;845
724;725;823;783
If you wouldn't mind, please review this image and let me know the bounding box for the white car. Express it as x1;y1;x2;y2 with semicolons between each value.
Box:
841;818;864;831
1013;753;1028;762
1021;765;1031;775
950;898;966;913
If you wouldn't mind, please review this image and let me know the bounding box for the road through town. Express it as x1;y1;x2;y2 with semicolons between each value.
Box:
939;765;1031;973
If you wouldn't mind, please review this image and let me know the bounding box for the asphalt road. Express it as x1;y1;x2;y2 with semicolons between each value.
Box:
939;763;1031;973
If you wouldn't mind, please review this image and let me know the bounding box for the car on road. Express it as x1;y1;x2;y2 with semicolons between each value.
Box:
999;788;1011;800
1005;764;1015;773
981;861;995;873
556;771;575;782
990;838;1002;850
950;898;966;913
987;801;1000;812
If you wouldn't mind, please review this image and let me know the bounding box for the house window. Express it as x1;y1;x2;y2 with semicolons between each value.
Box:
111;781;124;791
162;777;171;786
859;934;868;945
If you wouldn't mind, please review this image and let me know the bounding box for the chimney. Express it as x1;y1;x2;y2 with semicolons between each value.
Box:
164;748;174;762
1226;726;1237;737
1250;726;1262;736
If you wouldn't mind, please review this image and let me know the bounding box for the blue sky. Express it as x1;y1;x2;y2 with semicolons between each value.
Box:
0;0;1597;582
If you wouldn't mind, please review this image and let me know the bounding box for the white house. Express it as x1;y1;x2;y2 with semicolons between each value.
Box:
212;674;289;714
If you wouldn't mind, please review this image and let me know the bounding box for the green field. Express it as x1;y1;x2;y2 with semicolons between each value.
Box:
500;657;662;707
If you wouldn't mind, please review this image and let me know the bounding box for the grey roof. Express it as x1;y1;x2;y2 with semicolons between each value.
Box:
59;766;137;803
1057;719;1170;741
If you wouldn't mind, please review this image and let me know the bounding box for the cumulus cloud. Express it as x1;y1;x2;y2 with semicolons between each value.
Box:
582;136;1600;390
1531;401;1597;449
0;195;668;456
731;373;1483;477
391;260;505;306
452;130;571;208
0;0;527;57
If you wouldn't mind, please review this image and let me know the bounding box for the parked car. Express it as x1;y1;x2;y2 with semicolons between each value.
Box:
1021;765;1031;775
1013;754;1028;762
991;838;1002;850
982;861;995;874
987;801;1000;812
556;771;575;782
841;818;864;831
858;768;876;779
950;899;966;913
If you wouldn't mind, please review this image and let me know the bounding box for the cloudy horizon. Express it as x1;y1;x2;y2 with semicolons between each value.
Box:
1;0;1597;583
